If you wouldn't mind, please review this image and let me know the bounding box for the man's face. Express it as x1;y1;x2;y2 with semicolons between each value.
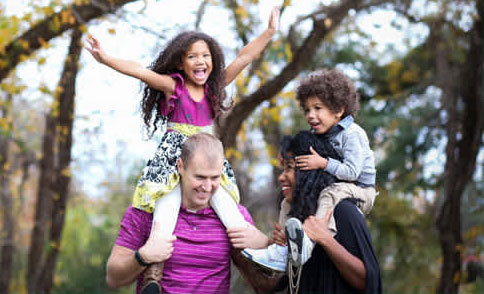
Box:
178;151;223;211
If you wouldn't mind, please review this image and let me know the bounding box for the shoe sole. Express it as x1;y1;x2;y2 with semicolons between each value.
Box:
241;249;286;272
285;218;304;267
141;281;161;294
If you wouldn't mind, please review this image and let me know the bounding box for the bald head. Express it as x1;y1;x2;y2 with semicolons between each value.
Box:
180;133;224;167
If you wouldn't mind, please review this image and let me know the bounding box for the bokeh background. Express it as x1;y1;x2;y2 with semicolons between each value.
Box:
0;0;483;293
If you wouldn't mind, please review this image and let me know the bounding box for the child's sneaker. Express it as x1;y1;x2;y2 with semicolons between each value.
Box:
285;217;314;267
241;244;288;272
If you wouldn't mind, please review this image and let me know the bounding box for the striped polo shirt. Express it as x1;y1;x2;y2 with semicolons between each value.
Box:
115;205;254;294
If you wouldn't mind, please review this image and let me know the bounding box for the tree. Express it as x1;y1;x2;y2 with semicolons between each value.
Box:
27;26;83;294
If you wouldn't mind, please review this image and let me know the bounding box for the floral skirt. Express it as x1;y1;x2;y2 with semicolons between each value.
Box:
132;129;239;213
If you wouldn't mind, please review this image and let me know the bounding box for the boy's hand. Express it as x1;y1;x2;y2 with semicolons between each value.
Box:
267;6;280;33
296;146;328;170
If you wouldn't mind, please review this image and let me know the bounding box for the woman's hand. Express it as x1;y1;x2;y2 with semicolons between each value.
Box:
303;210;333;245
270;222;287;246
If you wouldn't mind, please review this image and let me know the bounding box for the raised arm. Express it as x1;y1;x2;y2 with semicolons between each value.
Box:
85;34;175;95
224;6;279;86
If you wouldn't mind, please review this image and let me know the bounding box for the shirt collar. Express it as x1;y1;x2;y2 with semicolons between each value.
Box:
325;115;353;136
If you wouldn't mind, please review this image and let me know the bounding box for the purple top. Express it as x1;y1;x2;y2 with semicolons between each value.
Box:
116;205;254;294
160;73;214;127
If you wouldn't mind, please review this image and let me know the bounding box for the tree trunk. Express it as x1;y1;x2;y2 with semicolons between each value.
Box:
27;26;83;294
435;4;483;293
38;27;83;294
27;114;56;294
0;94;14;294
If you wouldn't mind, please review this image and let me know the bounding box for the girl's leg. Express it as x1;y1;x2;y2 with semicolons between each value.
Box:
151;184;182;237
209;187;248;229
142;184;182;294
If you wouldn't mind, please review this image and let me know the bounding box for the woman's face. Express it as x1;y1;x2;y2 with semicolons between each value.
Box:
278;153;296;203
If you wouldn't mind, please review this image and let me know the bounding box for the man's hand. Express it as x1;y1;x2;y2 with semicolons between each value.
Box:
227;225;269;249
138;221;176;264
296;146;328;170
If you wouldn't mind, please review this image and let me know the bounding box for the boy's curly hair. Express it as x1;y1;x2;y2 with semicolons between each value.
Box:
296;68;360;118
141;31;228;137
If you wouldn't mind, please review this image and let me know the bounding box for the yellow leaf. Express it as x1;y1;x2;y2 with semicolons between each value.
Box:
19;39;29;50
235;6;248;19
38;37;50;49
19;54;28;62
108;28;116;35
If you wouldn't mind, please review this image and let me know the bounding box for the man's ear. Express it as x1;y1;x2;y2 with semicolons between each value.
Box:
177;158;184;175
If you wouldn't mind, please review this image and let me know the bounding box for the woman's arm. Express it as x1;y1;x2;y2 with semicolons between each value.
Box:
86;34;175;95
303;213;367;290
224;6;279;86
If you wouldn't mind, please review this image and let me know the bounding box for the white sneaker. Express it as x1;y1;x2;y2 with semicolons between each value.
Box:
241;244;288;272
285;217;314;267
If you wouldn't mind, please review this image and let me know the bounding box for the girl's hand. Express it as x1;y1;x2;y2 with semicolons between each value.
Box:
267;6;280;33
295;146;328;170
85;34;107;64
270;222;287;246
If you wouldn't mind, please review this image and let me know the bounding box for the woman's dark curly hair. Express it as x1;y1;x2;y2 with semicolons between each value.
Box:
141;31;228;137
284;131;342;221
296;68;360;118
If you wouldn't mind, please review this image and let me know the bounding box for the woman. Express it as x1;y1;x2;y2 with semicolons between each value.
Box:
236;131;382;294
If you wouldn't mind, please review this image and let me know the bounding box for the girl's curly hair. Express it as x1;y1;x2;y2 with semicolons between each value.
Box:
284;131;342;221
296;68;360;118
141;31;228;137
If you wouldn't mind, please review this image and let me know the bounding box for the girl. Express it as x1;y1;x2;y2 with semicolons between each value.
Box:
86;6;279;294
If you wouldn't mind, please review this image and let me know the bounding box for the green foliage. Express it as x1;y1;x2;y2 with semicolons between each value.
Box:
52;196;130;294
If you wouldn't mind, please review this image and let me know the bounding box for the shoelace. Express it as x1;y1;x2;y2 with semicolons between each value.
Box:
288;260;302;294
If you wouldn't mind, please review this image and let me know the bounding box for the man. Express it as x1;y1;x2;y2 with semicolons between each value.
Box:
106;133;266;294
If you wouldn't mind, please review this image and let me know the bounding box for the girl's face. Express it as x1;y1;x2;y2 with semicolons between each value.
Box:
303;96;344;134
180;40;213;87
278;153;296;203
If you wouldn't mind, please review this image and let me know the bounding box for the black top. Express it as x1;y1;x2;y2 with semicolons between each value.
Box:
277;199;382;294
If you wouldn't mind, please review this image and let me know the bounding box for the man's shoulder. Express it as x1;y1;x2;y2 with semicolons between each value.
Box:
236;204;254;225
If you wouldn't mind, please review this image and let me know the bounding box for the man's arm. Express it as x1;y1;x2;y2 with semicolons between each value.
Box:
231;249;283;293
106;245;146;288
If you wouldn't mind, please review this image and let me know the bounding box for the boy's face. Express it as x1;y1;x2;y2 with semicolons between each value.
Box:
303;96;343;134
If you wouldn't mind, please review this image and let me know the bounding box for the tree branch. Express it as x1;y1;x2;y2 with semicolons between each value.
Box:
0;0;137;82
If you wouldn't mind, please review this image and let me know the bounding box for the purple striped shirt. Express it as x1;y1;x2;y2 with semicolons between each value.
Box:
115;205;253;294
